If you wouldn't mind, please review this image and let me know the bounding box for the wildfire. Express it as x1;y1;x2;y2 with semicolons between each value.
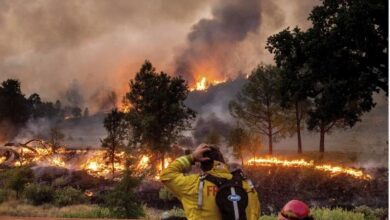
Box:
190;76;227;91
247;157;372;180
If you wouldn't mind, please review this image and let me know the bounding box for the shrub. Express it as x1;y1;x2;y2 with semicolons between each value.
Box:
159;186;175;201
354;205;388;220
161;207;186;219
23;183;54;205
103;169;144;218
311;208;365;220
4;167;34;198
54;186;87;207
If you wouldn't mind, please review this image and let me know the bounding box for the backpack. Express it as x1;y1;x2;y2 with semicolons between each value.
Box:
197;169;254;220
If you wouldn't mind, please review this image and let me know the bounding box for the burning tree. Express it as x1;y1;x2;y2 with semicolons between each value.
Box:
124;60;196;169
101;109;127;179
229;65;294;154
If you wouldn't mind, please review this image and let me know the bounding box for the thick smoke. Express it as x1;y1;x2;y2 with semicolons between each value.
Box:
174;0;262;83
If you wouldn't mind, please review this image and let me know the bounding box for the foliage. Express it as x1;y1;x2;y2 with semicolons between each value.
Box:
23;183;54;205
266;27;309;153
159;187;175;201
311;208;365;220
267;0;388;153
4;167;34;198
0;201;112;218
103;169;144;218
125;60;196;165
101;108;127;178
229;65;294;154
54;186;87;207
354;205;388;220
161;207;186;219
228;126;249;165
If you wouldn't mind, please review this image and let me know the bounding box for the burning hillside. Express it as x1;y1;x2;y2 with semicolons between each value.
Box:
0;139;374;182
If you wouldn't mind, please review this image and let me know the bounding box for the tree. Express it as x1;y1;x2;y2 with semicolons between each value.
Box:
229;65;293;154
125;60;196;169
306;0;387;152
101;109;127;179
265;0;388;152
228;126;249;165
0;79;30;124
49;126;65;154
266;27;310;154
245;132;263;160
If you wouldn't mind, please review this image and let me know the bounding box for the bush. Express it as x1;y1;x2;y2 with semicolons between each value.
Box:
103;169;144;218
23;183;54;205
354;205;388;220
161;207;186;219
54;186;87;207
4;167;34;198
311;208;365;220
159;186;175;201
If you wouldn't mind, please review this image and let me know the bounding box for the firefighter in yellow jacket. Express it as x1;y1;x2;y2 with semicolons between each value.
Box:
160;144;260;220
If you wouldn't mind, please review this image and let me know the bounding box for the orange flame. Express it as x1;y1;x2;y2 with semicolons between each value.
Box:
247;157;372;180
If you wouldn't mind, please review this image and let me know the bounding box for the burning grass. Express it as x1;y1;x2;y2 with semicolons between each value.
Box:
247;157;372;180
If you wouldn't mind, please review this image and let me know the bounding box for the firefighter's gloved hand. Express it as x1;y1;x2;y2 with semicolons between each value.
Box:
191;144;211;162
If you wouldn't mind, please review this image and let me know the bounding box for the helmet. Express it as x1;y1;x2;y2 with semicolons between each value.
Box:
277;200;311;220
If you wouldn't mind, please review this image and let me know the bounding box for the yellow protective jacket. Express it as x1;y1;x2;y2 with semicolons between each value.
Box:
160;155;260;220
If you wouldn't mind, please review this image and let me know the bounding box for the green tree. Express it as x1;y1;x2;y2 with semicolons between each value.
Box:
228;126;249;165
307;0;387;152
125;60;196;169
265;0;388;152
229;65;293;155
266;27;309;154
101;109;127;179
103;168;144;218
0;79;31;139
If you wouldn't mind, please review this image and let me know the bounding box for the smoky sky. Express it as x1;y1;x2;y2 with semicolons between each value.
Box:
0;0;318;112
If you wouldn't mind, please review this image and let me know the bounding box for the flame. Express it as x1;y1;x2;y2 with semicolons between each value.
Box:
190;76;227;91
137;155;150;169
247;157;372;180
0;156;5;164
84;190;94;197
48;156;66;167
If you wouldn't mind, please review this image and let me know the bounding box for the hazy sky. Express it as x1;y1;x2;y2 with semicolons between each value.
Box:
0;0;318;111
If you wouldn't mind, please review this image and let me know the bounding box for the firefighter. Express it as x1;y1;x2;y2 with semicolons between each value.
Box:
160;144;260;220
277;200;313;220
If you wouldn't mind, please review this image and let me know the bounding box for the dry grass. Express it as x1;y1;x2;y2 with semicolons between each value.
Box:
0;200;101;217
0;200;162;219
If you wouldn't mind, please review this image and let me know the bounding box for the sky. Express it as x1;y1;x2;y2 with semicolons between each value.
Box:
0;0;319;112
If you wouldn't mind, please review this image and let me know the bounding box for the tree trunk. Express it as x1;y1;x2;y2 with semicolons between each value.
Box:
268;133;273;155
319;123;325;153
295;102;303;154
